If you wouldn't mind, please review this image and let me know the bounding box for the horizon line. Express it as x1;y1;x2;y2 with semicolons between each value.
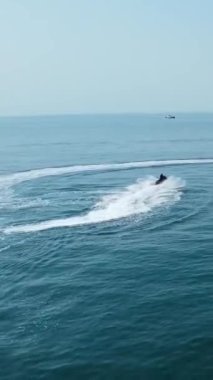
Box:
1;111;213;118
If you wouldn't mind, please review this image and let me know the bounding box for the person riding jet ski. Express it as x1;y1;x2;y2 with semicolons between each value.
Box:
155;173;167;185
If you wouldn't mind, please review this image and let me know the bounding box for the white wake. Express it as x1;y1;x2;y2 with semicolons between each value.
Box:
4;176;184;234
0;158;211;189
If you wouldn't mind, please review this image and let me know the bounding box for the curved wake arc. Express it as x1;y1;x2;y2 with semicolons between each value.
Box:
0;158;212;189
4;177;185;234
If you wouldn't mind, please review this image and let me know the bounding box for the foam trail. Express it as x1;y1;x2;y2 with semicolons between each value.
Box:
0;159;212;189
5;176;184;234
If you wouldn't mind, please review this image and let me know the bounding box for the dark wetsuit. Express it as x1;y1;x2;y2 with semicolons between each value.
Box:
155;174;167;185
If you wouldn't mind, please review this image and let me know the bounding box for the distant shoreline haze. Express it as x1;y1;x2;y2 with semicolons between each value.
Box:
0;1;213;115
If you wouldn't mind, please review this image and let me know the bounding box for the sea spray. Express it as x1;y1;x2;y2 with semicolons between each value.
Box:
5;176;184;234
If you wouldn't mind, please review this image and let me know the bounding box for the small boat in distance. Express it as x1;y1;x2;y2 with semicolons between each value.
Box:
165;114;175;119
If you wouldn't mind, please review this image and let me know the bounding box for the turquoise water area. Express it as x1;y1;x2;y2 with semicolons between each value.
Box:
0;114;213;379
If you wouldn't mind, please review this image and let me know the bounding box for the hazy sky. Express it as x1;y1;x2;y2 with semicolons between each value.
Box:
0;0;213;115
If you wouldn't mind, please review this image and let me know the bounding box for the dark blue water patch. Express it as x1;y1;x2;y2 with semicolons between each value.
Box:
1;115;213;379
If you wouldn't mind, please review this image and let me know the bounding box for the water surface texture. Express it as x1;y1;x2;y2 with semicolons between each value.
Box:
0;114;213;379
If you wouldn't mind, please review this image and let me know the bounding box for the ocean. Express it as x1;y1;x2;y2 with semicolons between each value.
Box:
0;114;213;379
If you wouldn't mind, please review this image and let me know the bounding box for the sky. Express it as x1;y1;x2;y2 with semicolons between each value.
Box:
0;0;213;116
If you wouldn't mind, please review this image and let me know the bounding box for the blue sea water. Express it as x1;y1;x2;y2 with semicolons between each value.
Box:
0;114;213;379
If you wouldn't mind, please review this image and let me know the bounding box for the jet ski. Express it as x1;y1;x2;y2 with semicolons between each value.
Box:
155;174;167;185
